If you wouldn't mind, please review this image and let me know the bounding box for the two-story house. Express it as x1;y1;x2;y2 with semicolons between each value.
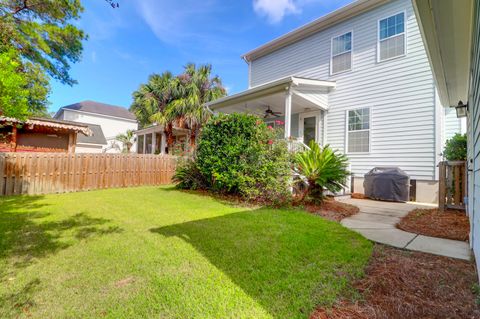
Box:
54;100;138;153
207;0;464;203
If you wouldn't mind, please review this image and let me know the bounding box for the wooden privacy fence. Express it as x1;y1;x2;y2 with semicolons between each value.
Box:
0;153;178;196
438;160;467;211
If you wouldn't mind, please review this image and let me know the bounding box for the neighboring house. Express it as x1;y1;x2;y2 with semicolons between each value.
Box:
54;100;138;153
208;0;463;203
0;117;91;153
135;124;189;155
75;124;107;153
412;0;479;279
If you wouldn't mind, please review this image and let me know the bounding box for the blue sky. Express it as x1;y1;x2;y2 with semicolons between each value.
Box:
49;0;354;113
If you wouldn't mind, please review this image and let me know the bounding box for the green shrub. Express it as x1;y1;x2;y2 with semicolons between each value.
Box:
192;113;291;202
295;141;350;203
444;133;467;161
172;158;208;190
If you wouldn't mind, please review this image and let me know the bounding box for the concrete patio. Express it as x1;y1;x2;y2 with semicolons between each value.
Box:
339;198;471;260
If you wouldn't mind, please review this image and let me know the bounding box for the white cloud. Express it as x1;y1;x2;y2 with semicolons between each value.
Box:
134;0;219;44
253;0;300;23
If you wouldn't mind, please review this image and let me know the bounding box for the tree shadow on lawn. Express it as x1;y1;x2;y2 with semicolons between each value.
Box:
150;208;372;319
0;195;123;279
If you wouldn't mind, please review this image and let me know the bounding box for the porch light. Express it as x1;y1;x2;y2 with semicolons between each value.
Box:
455;100;468;118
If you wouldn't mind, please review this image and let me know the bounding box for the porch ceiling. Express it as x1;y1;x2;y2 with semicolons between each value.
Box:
207;76;335;117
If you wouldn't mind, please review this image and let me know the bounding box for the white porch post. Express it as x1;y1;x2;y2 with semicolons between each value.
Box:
142;134;146;154
160;132;166;155
151;132;156;154
284;88;292;139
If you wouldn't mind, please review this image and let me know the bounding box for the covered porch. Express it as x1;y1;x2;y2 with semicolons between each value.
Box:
135;124;189;155
207;76;336;148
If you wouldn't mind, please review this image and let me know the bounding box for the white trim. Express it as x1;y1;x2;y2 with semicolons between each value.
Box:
345;107;371;154
207;76;336;110
61;108;138;123
299;111;322;145
330;30;353;76
377;10;407;63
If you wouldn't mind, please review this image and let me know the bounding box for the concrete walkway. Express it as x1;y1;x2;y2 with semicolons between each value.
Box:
338;198;471;260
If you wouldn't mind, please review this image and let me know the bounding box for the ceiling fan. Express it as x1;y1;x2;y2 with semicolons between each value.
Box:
263;105;282;118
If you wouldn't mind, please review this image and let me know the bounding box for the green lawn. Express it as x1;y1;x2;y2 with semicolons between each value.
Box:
0;186;372;319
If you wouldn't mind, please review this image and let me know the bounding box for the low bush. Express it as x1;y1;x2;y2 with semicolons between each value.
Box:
444;133;467;161
174;113;291;203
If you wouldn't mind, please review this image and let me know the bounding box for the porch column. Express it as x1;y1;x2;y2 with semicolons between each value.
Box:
142;134;146;154
284;88;292;139
160;132;166;155
151;132;156;154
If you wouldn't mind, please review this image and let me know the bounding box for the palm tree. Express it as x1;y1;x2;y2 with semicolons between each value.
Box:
130;71;178;152
130;64;226;154
167;63;226;148
115;129;136;153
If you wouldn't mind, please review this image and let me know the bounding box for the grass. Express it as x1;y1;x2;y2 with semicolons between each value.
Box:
0;186;372;319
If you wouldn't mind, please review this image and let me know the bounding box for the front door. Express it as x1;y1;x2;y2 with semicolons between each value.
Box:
299;111;322;146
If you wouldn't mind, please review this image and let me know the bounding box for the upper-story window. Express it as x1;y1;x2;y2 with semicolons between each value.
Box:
331;32;352;75
378;12;406;61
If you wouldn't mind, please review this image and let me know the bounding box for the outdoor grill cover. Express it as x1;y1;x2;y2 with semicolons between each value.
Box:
364;167;410;202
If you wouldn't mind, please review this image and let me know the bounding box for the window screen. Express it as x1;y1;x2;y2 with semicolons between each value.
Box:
348;108;370;153
331;32;352;74
379;12;405;61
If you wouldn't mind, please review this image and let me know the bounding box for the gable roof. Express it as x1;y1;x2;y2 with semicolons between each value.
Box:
242;0;388;62
76;123;107;145
57;100;137;121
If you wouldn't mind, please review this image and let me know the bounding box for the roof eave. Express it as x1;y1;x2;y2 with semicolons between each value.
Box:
207;76;335;110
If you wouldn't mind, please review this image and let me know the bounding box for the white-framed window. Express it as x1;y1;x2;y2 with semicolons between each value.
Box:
378;12;406;62
347;108;370;153
331;31;352;75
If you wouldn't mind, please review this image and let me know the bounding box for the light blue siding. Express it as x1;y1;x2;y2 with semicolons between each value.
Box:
467;0;480;281
249;0;437;180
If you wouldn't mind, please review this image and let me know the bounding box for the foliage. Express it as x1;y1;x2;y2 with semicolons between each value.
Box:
115;129;136;153
193;113;291;202
295;141;350;203
130;63;226;152
444;133;467;161
172;159;208;190
0;49;29;119
0;0;85;117
0;187;371;318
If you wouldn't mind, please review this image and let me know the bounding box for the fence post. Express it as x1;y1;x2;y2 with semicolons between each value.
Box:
438;161;446;212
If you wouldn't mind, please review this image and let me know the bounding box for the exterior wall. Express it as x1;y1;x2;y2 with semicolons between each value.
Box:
249;0;438;181
58;109;138;153
467;0;480;281
444;107;465;142
75;144;104;153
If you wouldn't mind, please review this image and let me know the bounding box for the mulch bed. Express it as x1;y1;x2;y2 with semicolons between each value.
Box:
299;198;360;222
311;245;480;319
397;208;470;241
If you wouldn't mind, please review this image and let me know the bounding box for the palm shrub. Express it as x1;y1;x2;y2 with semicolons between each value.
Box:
172;159;208;190
295;141;350;203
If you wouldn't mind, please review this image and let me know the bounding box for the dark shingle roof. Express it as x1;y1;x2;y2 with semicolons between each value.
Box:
76;123;107;145
59;100;136;120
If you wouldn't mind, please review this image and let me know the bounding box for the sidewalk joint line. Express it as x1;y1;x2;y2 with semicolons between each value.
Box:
403;234;419;249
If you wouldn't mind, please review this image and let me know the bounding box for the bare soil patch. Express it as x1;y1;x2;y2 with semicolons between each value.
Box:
300;198;360;222
311;245;480;319
397;208;470;241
